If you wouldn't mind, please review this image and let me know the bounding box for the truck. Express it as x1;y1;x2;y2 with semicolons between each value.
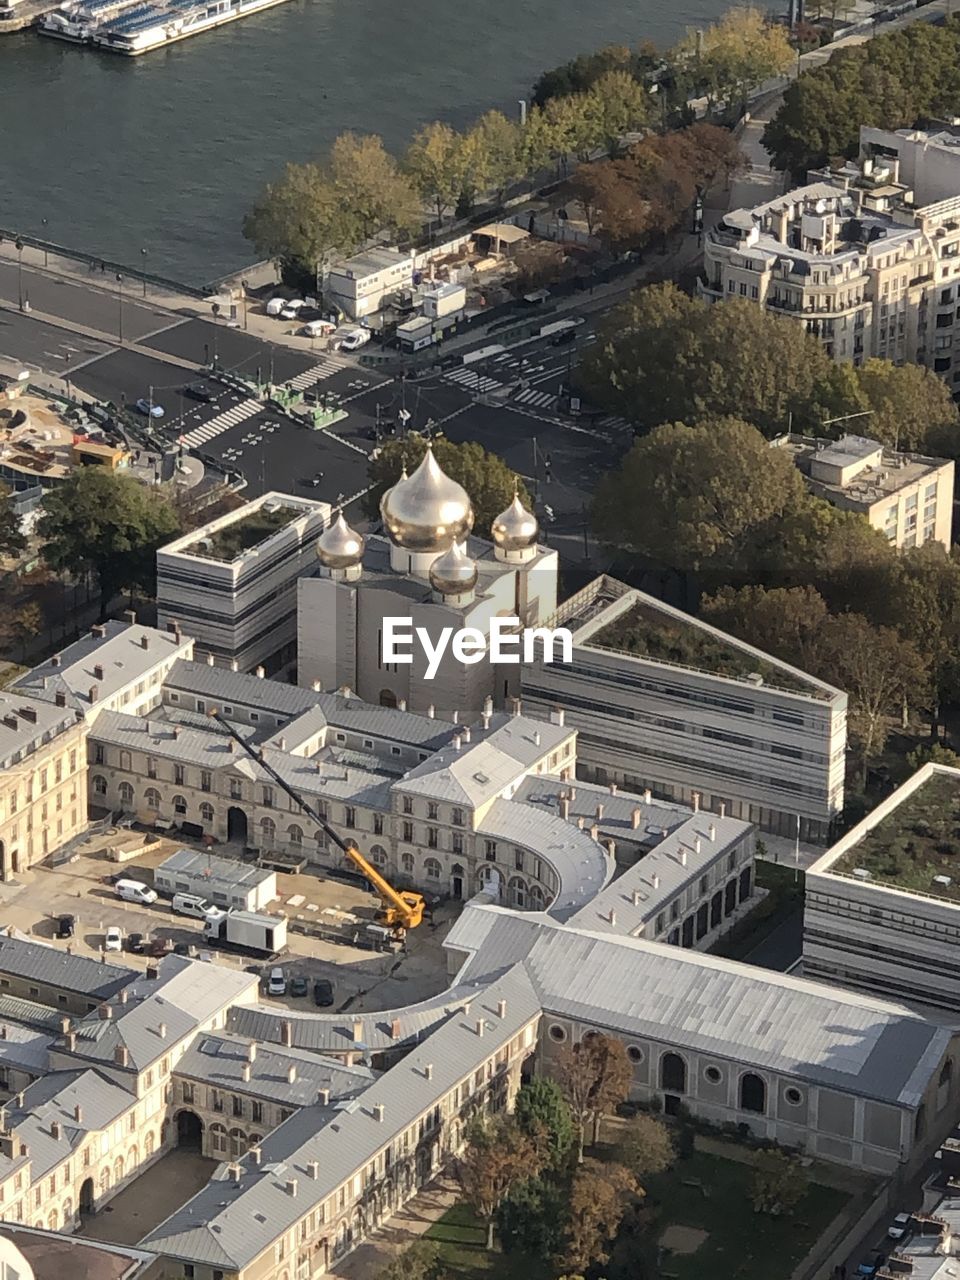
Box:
202;909;287;956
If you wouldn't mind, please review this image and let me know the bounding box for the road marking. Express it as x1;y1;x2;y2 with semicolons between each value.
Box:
178;398;261;448
445;367;501;393
286;356;348;391
514;388;558;410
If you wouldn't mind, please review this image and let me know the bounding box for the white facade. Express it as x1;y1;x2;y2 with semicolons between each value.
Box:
324;249;413;321
156;492;330;673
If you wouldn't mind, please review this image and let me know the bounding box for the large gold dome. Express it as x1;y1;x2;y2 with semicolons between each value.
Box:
491;492;538;551
317;510;365;569
380;445;474;552
429;540;479;595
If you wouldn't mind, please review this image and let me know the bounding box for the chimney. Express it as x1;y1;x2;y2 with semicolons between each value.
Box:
373;1103;385;1122
230;1164;242;1184
59;1016;71;1034
694;837;701;855
397;698;407;712
692;791;700;812
475;1019;485;1037
533;730;541;747
285;1178;298;1197
88;684;99;703
559;797;570;821
595;803;604;821
67;1032;76;1052
73;1104;82;1123
55;691;66;708
206;652;215;666
609;782;617;796
172;726;179;740
680;849;688;867
719;802;726;818
93;664;104;681
158;1021;167;1038
496;999;507;1018
652;873;660;889
231;659;239;672
255;667;265;679
311;679;321;692
242;1064;251;1082
307;1160;320;1179
166;621;178;636
608;908;616;926
287;1065;297;1085
146;965;159;980
50;1120;61;1140
247;1042;257;1063
452;709;459;724
632;889;642;907
51;654;61;667
483;696;493;717
426;703;435;719
643;789;652;804
352;1019;363;1043
577;816;585;830
709;823;717;841
631;808;642;830
91;624;106;639
276;737;286;751
318;1088;330;1106
604;838;616;858
390;1018;402;1039
114;1045;129;1067
280;1021;293;1048
549;706;565;727
482;710;491;730
139;633;150;651
462;726;471;743
249;1145;262;1165
98;1004;113;1021
590;823;599;842
453;735;462;752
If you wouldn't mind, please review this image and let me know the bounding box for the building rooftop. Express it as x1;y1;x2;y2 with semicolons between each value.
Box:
4;1067;134;1180
0;1224;156;1280
330;247;412;279
159;492;328;567
0;936;136;1003
771;433;949;507
0;693;81;772
155;848;275;895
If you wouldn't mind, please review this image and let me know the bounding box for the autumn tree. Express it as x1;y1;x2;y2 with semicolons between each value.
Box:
555;1033;633;1161
701;584;830;673
906;742;960;772
855;359;960;456
592;418;809;572
405;122;469;223
38;470;180;613
0;484;25;560
458;1115;543;1249
243;163;359;286
558;1159;638;1274
329;132;421;242
670;7;793;112
615;1112;676;1182
580;69;651;156
751;1150;807;1215
363;434;530;534
468;110;523;204
532;43;638;106
373;1240;443;1280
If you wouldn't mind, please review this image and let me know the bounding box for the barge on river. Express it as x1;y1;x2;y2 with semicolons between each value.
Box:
39;0;287;52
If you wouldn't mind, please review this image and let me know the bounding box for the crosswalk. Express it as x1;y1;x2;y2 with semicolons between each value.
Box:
594;414;631;433
286;356;347;392
445;367;502;394
178;398;261;449
514;388;558;411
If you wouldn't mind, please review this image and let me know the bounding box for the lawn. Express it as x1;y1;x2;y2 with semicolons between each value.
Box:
635;1151;846;1280
425;1202;551;1280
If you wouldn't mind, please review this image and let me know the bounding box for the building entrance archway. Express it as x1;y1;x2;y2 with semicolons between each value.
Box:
79;1177;95;1216
227;807;248;844
176;1110;204;1149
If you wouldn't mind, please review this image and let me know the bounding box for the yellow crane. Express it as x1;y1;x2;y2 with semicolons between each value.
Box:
210;710;424;933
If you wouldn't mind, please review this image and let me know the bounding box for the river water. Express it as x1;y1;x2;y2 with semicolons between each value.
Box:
2;0;730;282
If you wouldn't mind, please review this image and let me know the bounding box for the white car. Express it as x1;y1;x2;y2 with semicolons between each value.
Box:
279;300;306;321
337;328;370;352
265;297;286;316
104;926;123;952
267;967;287;996
887;1213;912;1240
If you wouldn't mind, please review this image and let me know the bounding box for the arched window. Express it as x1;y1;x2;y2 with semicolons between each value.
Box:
260;816;276;840
424;858;441;879
229;1128;245;1159
369;844;387;867
287;824;303;845
47;1208;58;1230
93;775;107;796
173;794;187;816
508;877;526;908
62;1198;73;1225
529;884;545;909
199;802;214;823
99;1167;111;1194
739;1072;766;1114
114;1155;124;1182
145;1130;155;1156
210;1123;227;1154
144;787;161;810
660;1052;687;1093
379;689;398;709
118;781;134;808
401;852;414;874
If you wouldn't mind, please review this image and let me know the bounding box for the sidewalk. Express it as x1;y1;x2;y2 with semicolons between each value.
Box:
328;1176;460;1278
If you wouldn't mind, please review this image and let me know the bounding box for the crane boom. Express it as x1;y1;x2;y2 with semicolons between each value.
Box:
209;710;424;930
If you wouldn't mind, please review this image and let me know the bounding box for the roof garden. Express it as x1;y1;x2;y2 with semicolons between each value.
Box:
833;772;960;903
587;601;816;695
185;504;302;563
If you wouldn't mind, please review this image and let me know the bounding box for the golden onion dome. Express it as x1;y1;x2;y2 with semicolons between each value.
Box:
317;511;365;569
491;491;538;551
380;445;474;552
429;540;479;596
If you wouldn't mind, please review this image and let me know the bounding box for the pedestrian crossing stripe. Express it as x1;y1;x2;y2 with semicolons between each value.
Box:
178;398;261;448
445;367;501;393
286;357;347;392
515;389;557;409
595;414;631;431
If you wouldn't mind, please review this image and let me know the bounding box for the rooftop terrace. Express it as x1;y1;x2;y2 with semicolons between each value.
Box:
184;504;301;563
833;772;960;903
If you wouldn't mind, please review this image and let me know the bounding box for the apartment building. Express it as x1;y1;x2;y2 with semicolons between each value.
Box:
701;126;960;387
157;492;330;673
522;577;847;842
771;432;954;549
805;763;960;1012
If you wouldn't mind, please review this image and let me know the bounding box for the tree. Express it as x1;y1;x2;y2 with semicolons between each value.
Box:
558;1159;638;1274
701;584;829;673
458;1116;543;1249
855;359;960;456
373;1240;443;1280
555;1033;633;1161
591;418;809;573
0;483;25;560
405;122;469;223
750;1150;807;1215
670;7;793;112
362;434;531;535
38;470;180;613
243;162;360;285
496;1175;568;1256
8;602;42;663
329;132;421;242
532;44;636;106
906;742;960;772
514;1078;576;1173
615;1112;676;1182
468;111;523;204
580;69;651;156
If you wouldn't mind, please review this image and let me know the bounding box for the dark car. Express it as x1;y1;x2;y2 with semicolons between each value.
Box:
183;382;219;403
551;328;576;346
858;1254;886;1278
56;915;75;939
313;979;335;1007
126;932;145;954
290;975;309;998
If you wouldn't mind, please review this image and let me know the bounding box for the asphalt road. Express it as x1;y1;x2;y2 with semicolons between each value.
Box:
70;346;202;411
0;306;112;374
143;317;318;385
0;260;171;344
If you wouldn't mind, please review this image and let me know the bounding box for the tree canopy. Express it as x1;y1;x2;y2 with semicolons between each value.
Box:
37;470;180;611
0;483;26;560
513;1078;576;1173
458;1115;545;1249
670;7;794;112
555;1032;633;1161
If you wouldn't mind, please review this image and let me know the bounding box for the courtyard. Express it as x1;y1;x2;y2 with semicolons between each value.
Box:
76;1148;217;1246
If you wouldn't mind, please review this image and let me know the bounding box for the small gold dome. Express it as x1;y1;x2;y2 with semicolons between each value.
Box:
429;540;479;595
380;445;474;552
491;492;538;551
317;511;365;569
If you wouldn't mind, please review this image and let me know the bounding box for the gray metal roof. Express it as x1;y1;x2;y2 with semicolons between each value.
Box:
0;937;136;1001
142;966;541;1270
155;848;275;894
515;774;691;844
11;623;189;711
175;1031;375;1107
0;694;81;772
0;994;67;1032
0;1022;53;1075
5;1068;134;1180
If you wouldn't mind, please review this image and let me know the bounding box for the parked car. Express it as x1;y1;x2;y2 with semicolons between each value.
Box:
337;328;370;352
104;926;123;952
126;932;146;954
115;879;158;906
265;297;286;316
300;319;335;339
134;397;164;418
887;1214;912;1240
290;975;309;998
858;1254;886;1278
268;967;287;997
313;978;334;1007
172;892;219;919
183;381;218;403
56;914;75;939
279;300;306;320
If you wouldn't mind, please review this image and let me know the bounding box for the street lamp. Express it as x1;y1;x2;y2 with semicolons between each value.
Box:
40;220;48;269
211;301;221;369
140;249;148;298
15;238;24;312
116;273;124;344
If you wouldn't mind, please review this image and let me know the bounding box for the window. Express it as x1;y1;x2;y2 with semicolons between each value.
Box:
784;1086;803;1106
484;839;496;861
402;797;413;815
452;832;464;855
200;771;212;793
182;1082;194;1104
515;849;524;871
424;858;441;879
427;802;439;820
548;1024;566;1042
427;827;438;849
119;781;134;808
704;1065;723;1084
344;806;356;828
263;786;274;808
660;1053;686;1093
174;764;184;786
93;744;105;765
173;794;187;816
200;802;214;823
144;787;160;811
627;1045;643;1063
373;814;383;836
232;1096;244;1118
229;779;242;800
252;1101;263;1123
147;757;158;780
452;808;464;827
288;824;303;845
93;775;107;796
739;1073;766;1114
402;852;414;874
402;821;414;843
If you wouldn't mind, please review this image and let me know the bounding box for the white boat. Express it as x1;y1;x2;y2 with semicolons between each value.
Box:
94;0;289;53
38;0;137;41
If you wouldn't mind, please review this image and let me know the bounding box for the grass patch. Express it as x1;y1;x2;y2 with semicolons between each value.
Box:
709;861;803;961
187;504;301;562
425;1203;551;1280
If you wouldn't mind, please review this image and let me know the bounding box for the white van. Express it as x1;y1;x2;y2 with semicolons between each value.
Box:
115;879;158;906
337;328;371;352
300;319;335;339
172;892;219;919
265;297;286;317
